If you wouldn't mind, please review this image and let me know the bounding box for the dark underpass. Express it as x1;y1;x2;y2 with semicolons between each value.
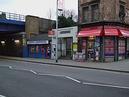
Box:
0;33;23;57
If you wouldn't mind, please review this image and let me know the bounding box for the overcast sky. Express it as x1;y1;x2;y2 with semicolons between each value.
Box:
0;0;78;20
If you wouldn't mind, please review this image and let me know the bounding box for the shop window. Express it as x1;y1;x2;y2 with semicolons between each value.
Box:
36;46;39;53
104;37;115;62
118;38;125;60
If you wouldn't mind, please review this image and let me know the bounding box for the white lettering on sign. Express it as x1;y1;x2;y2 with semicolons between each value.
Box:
27;40;49;45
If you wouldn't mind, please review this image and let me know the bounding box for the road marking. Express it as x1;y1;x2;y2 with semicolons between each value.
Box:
0;95;6;97
39;73;65;77
39;73;81;83
9;66;13;69
83;82;129;89
1;65;129;88
65;76;81;83
29;70;37;75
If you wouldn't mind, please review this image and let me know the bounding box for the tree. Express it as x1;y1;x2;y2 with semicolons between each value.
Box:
0;12;6;19
47;9;77;29
58;10;77;28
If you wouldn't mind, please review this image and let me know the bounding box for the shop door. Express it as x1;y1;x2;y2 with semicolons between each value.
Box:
87;37;95;61
66;38;73;59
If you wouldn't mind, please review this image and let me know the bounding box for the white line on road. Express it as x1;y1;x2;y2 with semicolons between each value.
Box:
83;82;129;89
9;66;13;69
39;73;65;77
65;76;81;83
29;70;37;75
0;95;6;97
39;73;81;83
4;65;129;88
7;66;38;75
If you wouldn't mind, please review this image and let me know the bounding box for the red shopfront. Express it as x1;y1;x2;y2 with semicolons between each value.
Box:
78;24;129;62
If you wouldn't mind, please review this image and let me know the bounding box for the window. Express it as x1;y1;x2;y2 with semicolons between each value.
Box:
81;0;100;23
91;4;99;22
119;4;125;22
83;7;89;22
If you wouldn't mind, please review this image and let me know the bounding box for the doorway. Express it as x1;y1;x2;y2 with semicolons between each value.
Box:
87;36;95;61
86;37;100;61
60;37;73;59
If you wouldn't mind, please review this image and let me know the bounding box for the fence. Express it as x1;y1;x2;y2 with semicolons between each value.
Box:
0;11;25;21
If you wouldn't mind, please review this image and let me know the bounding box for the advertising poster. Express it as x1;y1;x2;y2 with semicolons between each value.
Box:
104;37;114;56
31;46;35;53
73;43;77;52
118;39;125;55
36;46;39;53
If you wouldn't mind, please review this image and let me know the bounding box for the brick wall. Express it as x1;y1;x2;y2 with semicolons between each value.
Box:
25;15;54;39
25;15;39;39
79;0;129;24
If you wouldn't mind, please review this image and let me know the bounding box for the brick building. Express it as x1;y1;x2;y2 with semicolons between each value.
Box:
25;15;55;58
25;15;54;39
79;0;129;23
78;0;129;62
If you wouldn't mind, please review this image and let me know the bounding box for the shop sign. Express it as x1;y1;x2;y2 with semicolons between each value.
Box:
48;30;55;37
60;31;71;34
27;40;49;45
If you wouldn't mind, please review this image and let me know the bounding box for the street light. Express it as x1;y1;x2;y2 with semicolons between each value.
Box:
55;0;63;62
55;0;59;63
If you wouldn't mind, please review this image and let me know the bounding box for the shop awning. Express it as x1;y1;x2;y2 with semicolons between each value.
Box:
104;28;120;36
78;26;129;37
78;29;102;37
120;29;129;37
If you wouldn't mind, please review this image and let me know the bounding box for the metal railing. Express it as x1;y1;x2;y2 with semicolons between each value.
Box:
0;11;25;21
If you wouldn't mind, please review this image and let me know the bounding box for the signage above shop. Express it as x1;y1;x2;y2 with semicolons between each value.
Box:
27;40;49;45
48;30;55;37
60;31;71;34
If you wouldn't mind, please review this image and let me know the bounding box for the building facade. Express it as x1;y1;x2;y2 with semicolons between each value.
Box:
79;0;129;23
50;26;78;60
78;0;129;62
25;15;54;58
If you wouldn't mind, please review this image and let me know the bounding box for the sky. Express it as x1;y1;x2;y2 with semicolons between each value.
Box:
0;0;78;20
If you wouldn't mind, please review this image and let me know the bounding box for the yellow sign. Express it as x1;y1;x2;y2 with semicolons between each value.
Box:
22;38;27;46
73;43;77;52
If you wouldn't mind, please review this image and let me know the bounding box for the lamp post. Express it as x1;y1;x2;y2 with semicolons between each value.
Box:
55;0;59;63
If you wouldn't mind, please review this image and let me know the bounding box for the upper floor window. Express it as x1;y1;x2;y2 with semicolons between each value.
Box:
83;7;89;22
91;4;99;22
119;1;125;22
82;3;99;23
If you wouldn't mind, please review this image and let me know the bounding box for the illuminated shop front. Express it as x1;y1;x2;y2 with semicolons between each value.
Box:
27;40;51;59
78;22;129;62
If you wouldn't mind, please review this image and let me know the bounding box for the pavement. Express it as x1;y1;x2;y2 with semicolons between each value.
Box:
0;56;129;73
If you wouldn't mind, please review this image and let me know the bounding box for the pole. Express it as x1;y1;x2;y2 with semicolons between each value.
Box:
55;0;58;62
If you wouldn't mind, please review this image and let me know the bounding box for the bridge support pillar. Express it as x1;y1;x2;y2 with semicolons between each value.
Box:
21;32;28;57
